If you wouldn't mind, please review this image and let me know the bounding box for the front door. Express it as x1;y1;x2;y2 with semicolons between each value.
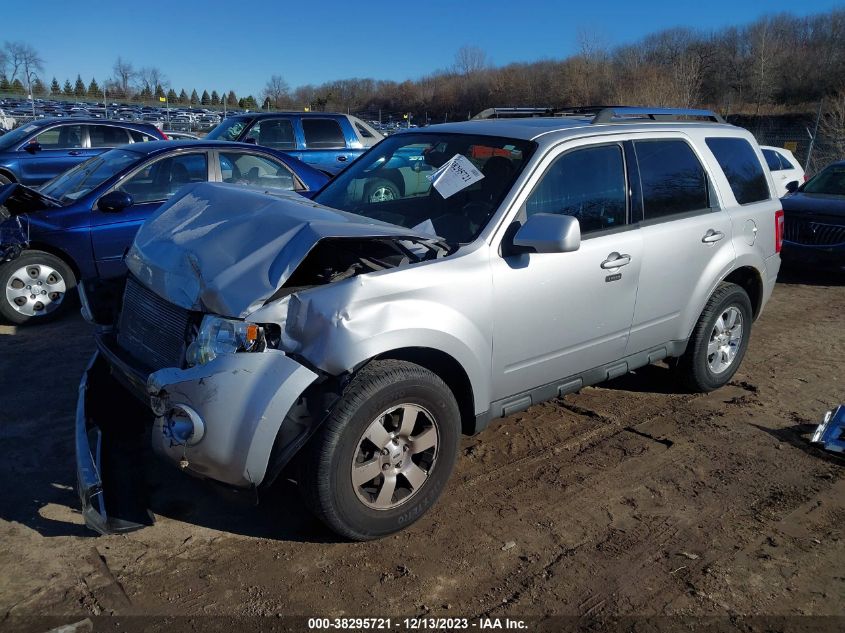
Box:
491;141;643;400
17;124;88;185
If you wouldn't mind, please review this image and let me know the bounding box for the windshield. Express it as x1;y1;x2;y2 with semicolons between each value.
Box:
0;122;42;150
803;164;845;196
314;132;536;244
206;117;252;141
40;149;141;203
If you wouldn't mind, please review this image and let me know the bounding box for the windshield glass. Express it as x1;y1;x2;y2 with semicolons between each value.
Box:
0;122;42;150
314;132;536;244
205;117;252;141
803;164;845;196
40;149;141;203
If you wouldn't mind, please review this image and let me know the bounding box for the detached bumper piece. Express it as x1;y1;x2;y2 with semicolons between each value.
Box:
811;405;845;454
76;352;155;535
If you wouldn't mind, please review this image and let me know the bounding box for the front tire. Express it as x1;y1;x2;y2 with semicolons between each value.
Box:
0;250;76;325
299;360;461;540
677;282;752;392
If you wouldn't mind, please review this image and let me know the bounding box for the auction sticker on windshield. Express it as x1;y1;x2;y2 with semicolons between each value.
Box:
427;154;484;199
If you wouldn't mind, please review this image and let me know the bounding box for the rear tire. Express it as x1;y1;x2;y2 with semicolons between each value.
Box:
677;282;752;392
298;360;461;540
0;250;76;325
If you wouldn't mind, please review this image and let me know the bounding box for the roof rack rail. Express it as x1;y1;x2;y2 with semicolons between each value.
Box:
591;107;726;124
472;107;554;120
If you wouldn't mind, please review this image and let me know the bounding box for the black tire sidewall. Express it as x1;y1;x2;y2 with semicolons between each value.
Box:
0;250;76;325
312;365;460;539
691;286;753;391
0;174;12;186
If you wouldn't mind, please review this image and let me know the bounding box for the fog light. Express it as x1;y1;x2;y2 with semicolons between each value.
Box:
163;404;205;446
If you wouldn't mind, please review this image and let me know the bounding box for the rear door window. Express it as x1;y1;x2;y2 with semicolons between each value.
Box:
705;137;770;205
302;118;346;149
218;151;298;190
526;144;627;234
634;139;710;220
88;125;132;148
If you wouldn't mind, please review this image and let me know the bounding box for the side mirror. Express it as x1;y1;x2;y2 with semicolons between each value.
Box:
785;180;800;194
25;141;42;154
97;190;134;213
512;213;581;254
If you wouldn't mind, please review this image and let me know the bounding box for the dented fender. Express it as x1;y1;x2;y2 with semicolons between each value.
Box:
146;349;317;487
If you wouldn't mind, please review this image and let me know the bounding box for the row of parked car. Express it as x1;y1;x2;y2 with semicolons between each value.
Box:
0;105;841;542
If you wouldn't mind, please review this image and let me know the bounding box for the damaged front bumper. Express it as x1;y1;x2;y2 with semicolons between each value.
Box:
76;338;319;535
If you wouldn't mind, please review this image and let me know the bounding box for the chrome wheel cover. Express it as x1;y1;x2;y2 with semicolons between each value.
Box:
5;263;67;317
707;306;743;374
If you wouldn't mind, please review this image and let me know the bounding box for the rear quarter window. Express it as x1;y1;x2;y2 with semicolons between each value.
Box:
706;137;770;205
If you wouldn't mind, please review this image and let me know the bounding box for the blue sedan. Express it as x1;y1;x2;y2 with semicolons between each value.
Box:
0;140;328;324
0;118;166;186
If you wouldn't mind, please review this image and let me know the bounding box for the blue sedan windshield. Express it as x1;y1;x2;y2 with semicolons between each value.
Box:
40;149;142;203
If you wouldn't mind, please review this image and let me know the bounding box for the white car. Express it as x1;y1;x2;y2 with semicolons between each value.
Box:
0;109;16;132
761;146;805;197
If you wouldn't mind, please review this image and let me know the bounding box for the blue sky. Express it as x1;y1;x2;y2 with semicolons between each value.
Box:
4;0;842;98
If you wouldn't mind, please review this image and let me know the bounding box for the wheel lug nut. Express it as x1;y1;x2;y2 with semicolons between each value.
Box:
382;463;390;471
381;448;389;456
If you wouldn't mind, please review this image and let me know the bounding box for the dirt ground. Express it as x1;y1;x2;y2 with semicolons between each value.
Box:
0;267;843;630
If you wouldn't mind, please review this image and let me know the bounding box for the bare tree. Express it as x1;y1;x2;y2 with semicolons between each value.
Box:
454;45;489;76
3;42;43;85
263;74;291;108
112;57;135;97
137;66;168;93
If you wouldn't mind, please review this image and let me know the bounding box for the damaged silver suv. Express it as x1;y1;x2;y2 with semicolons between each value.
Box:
76;107;783;539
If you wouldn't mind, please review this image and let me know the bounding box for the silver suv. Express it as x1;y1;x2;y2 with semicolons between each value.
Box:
76;107;782;539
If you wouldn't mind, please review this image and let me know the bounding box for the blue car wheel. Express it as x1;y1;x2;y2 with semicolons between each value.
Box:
0;250;76;325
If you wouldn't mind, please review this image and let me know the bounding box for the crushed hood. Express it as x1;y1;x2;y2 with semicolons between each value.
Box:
126;182;440;317
0;183;61;220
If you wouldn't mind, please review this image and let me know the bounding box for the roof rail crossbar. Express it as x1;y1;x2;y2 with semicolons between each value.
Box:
591;107;726;124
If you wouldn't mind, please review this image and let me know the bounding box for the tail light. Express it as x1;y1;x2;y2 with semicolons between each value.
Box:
803;174;809;182
775;210;784;253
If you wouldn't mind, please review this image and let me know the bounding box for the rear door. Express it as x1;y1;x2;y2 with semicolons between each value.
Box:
16;124;87;185
301;117;355;174
626;136;735;355
491;140;643;400
90;150;210;278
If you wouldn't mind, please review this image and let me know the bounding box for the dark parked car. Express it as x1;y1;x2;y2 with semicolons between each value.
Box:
0;140;328;324
781;160;845;271
0;118;167;186
205;112;382;175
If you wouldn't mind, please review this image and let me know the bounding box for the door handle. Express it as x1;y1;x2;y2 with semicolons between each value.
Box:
337;155;347;162
600;252;631;269
68;150;83;156
702;229;725;243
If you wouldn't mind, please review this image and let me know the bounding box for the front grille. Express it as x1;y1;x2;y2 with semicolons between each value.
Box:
784;217;845;246
117;277;192;371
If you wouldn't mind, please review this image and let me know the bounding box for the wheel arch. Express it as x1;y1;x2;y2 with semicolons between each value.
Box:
722;265;764;320
0;167;17;183
20;241;81;282
375;346;476;435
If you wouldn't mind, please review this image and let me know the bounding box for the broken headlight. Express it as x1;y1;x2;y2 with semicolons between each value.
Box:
185;315;263;367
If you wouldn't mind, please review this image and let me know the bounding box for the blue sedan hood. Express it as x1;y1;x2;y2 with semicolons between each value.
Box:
126;182;438;317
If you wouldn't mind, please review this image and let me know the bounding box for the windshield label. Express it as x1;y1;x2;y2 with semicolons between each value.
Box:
426;154;484;199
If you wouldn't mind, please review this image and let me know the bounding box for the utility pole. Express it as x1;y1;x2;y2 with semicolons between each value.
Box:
103;86;108;119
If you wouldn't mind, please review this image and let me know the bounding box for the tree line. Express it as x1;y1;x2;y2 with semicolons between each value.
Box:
2;8;844;118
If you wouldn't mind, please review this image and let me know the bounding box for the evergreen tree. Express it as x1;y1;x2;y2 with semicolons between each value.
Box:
32;78;47;96
139;85;152;100
226;90;237;107
12;79;26;94
63;79;73;96
88;78;100;98
154;83;165;99
74;74;86;97
200;90;210;105
211;90;220;106
190;89;199;105
167;88;178;102
50;77;60;95
238;95;257;109
0;75;10;92
178;89;188;104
